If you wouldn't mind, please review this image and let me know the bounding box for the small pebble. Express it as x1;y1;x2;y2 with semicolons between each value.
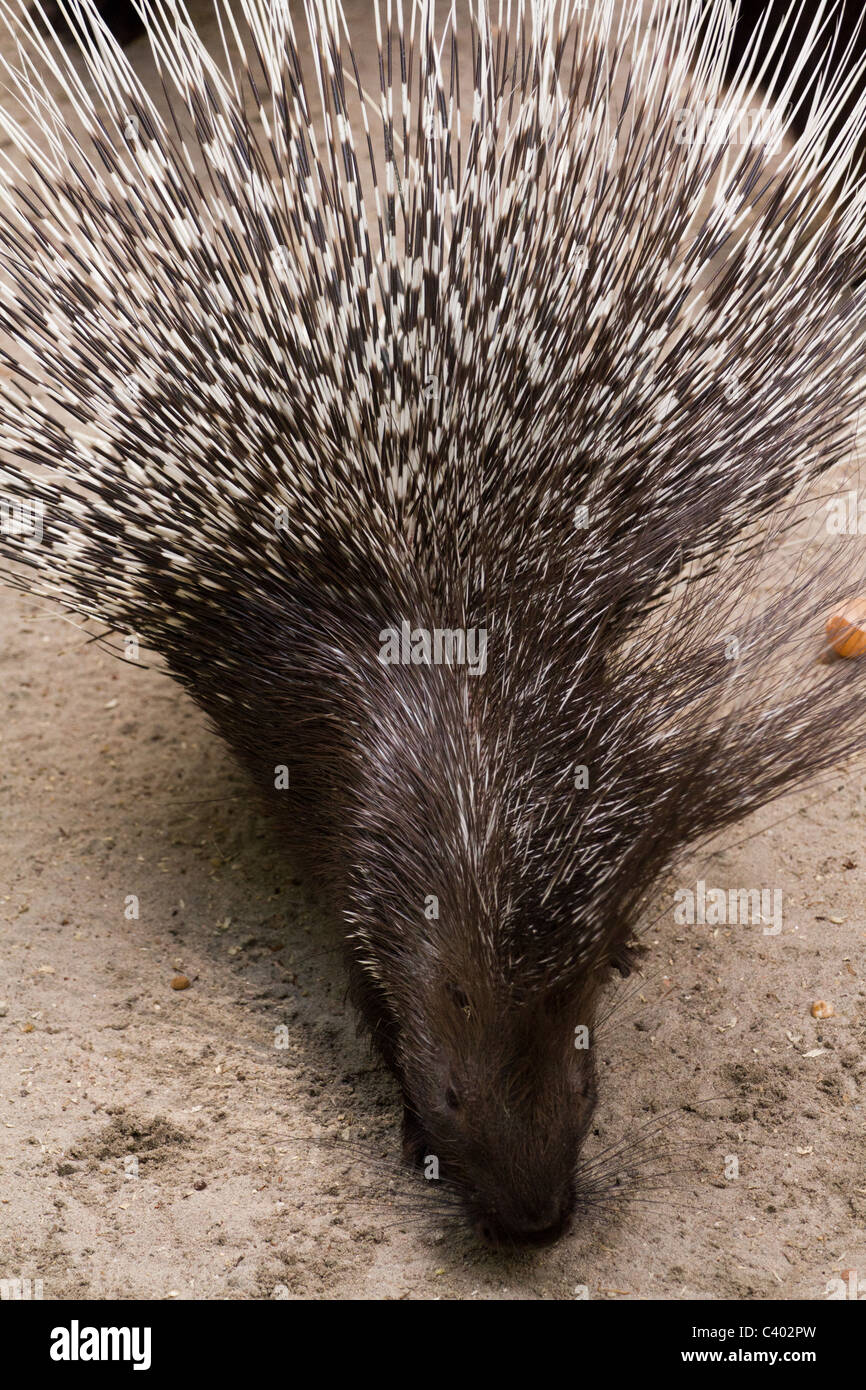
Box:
170;974;191;991
810;1000;835;1019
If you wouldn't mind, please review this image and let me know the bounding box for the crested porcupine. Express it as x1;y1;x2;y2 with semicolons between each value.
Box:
0;0;865;1250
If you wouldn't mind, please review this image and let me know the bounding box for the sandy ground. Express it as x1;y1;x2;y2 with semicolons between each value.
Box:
0;2;864;1301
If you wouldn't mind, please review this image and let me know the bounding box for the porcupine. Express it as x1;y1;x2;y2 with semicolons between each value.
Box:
1;0;866;1248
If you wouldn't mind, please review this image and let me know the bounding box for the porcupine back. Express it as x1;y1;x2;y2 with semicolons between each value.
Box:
1;0;866;1241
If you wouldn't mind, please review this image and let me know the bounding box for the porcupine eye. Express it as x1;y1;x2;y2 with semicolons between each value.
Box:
445;1086;461;1111
447;982;471;1014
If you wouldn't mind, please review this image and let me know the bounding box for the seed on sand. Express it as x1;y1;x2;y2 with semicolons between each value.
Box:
826;597;866;657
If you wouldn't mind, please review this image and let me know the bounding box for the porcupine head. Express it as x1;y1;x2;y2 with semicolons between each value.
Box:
1;0;866;1247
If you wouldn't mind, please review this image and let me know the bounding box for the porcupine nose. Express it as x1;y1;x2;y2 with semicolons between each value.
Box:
474;1198;574;1249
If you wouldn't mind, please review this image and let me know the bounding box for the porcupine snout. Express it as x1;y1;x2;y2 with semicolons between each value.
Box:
387;965;601;1247
470;1187;577;1249
457;1077;591;1248
433;1073;589;1249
